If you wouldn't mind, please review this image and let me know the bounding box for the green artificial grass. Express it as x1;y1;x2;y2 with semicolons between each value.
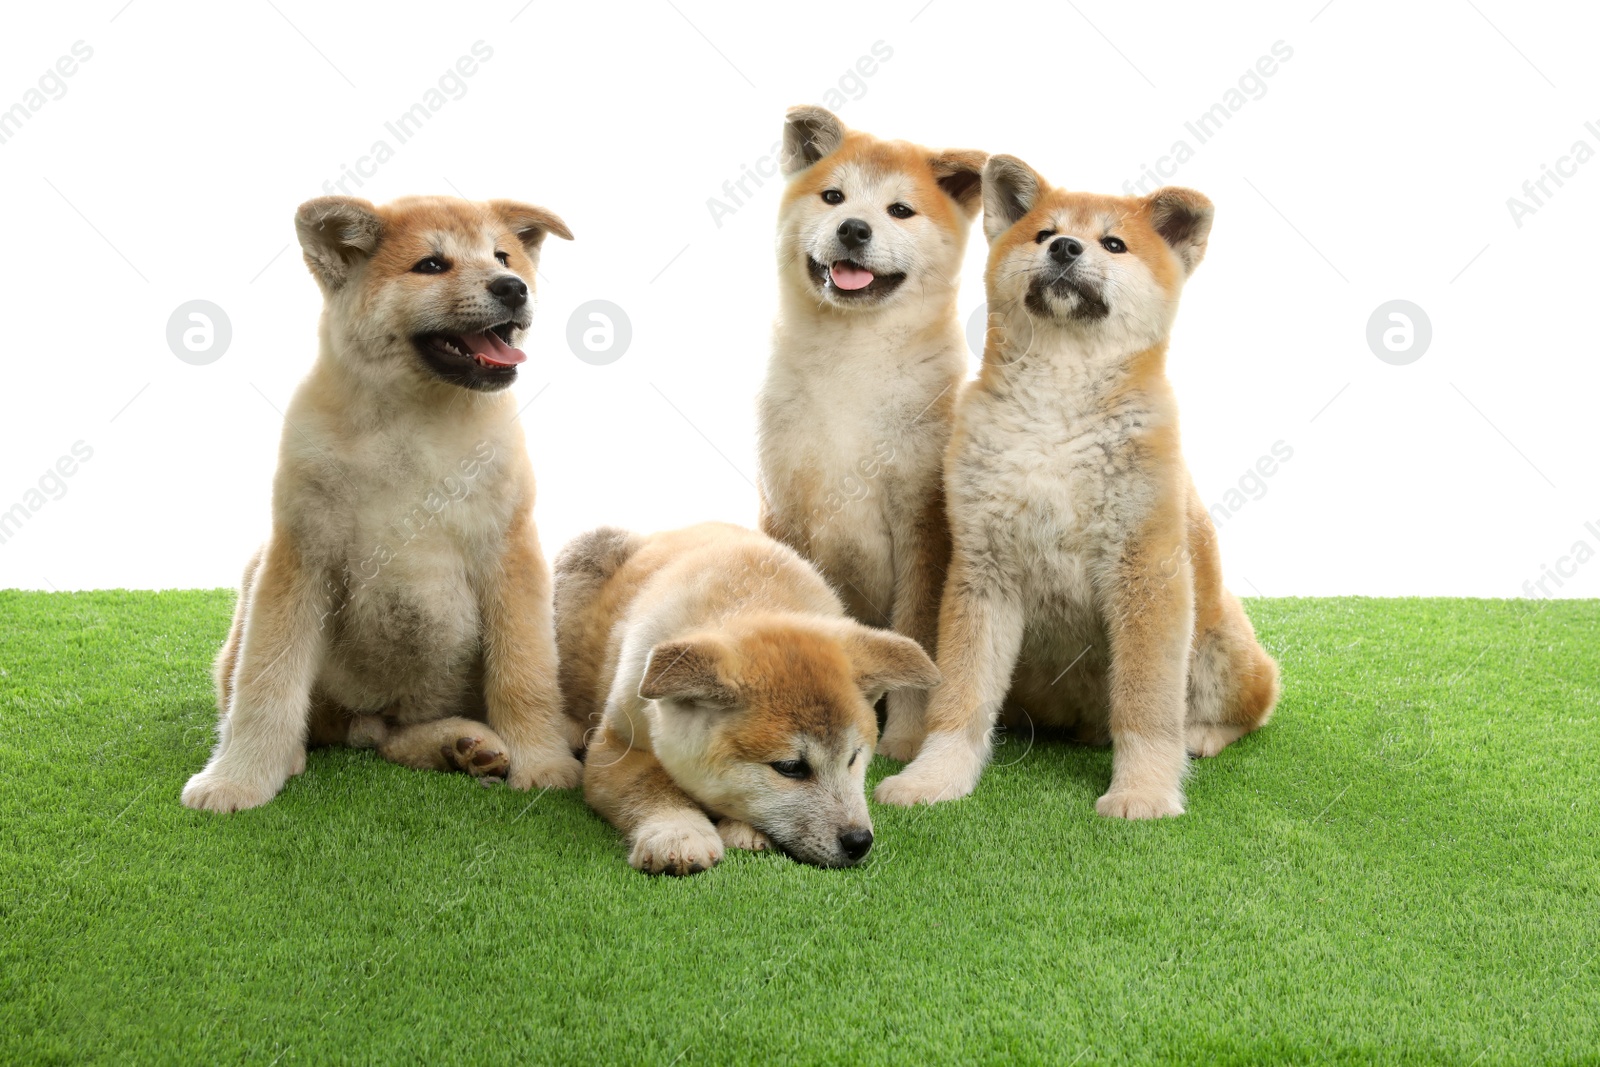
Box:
1;591;1597;1065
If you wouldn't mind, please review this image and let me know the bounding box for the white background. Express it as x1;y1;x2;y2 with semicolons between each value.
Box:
1;0;1595;597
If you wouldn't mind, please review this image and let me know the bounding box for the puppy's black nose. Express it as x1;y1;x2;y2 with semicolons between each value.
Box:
837;218;872;251
489;275;528;309
839;827;873;862
1049;236;1084;264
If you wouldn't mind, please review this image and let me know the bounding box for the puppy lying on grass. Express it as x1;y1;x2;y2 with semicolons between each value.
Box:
182;194;581;812
554;523;939;874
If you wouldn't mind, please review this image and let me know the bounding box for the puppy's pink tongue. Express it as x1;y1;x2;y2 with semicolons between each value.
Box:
463;330;525;366
830;262;875;291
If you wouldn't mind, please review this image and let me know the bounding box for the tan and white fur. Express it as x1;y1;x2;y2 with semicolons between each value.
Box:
756;106;984;763
553;523;938;874
182;194;582;813
875;156;1279;818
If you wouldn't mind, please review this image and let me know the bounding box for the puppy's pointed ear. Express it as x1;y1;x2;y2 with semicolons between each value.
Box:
781;105;847;176
981;155;1044;243
930;149;987;215
837;623;940;701
640;636;739;707
488;199;574;261
1146;186;1213;274
295;196;382;291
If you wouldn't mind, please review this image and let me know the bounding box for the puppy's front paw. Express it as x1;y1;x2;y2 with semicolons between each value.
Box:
181;769;282;813
873;738;982;807
874;770;974;807
506;748;583;791
630;815;725;875
716;818;771;852
1095;788;1185;820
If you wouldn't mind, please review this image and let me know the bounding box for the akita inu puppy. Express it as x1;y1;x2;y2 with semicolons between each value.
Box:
875;157;1279;818
182;194;581;813
757;106;984;762
553;523;938;874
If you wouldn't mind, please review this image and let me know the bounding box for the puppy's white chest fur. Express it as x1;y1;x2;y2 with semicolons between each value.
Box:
759;316;962;621
288;392;522;714
761;322;953;509
951;355;1161;589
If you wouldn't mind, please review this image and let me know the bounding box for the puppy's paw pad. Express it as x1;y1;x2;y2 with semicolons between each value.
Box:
507;751;583;791
180;771;280;814
1186;723;1247;758
630;819;724;875
716;818;771;852
1095;789;1185;820
441;734;510;779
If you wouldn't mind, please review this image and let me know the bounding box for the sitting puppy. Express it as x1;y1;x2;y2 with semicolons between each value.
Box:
182;194;581;812
876;157;1279;818
757;106;985;761
554;523;939;874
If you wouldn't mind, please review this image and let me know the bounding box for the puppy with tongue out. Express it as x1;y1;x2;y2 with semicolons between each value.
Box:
182;195;584;815
436;327;527;373
827;260;877;293
757;106;986;764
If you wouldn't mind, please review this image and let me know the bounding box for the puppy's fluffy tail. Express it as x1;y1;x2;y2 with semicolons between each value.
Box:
553;526;643;617
553;527;644;728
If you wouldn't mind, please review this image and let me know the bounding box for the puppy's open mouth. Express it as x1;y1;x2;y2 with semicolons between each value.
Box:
422;323;525;368
413;322;525;391
807;257;906;301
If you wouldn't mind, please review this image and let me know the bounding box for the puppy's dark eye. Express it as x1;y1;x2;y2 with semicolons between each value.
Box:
494;250;510;266
888;202;915;219
1100;236;1127;254
770;759;812;780
821;189;845;205
848;749;860;768
412;256;449;274
1035;230;1056;244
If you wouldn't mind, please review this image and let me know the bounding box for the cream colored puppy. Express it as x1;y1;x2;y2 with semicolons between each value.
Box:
182;195;582;813
757;105;984;761
554;523;938;874
876;157;1279;818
